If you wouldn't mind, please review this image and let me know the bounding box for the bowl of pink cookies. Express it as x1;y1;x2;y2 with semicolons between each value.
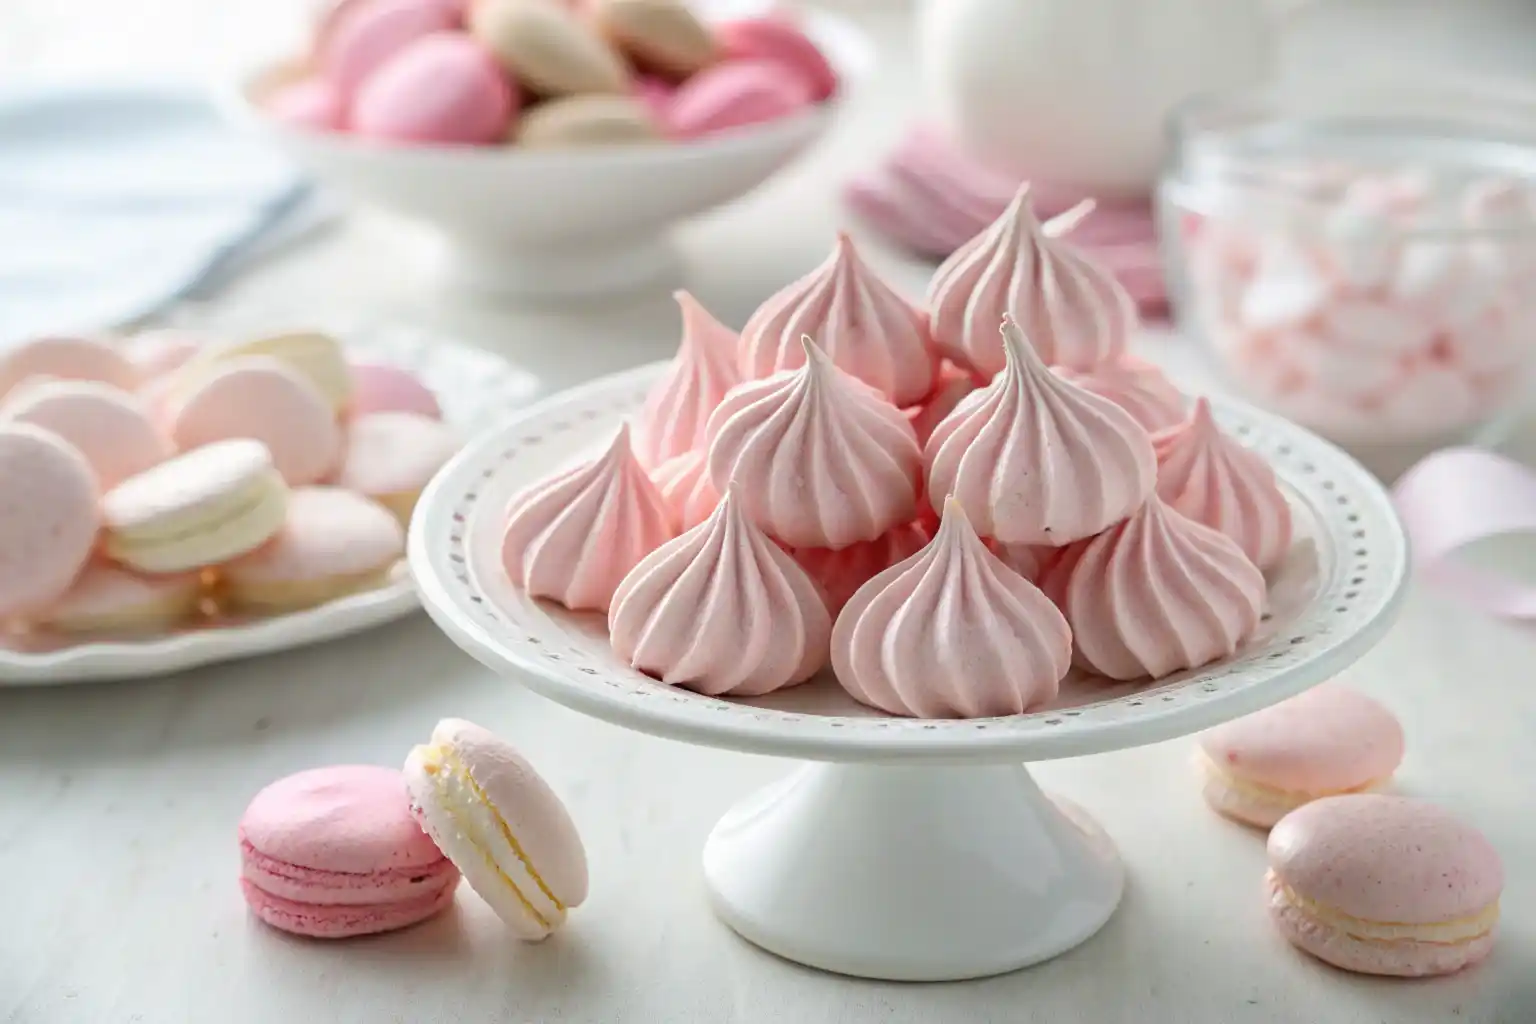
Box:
0;322;530;685
1161;78;1536;454
224;0;870;301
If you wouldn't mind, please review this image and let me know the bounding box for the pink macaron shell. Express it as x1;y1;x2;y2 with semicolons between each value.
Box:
319;0;460;100
266;77;349;131
124;329;206;379
433;718;589;909
223;487;404;588
0;425;101;619
335;411;458;503
240;875;456;939
714;16;838;101
1268;794;1504;927
351;34;516;146
1;381;172;491
169;358;342;487
666;60;813;140
0;335;138;400
1264;869;1494;977
41;562;199;629
348;362;442;420
1198;682;1404;795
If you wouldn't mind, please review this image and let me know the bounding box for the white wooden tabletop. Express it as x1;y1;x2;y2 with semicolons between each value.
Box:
1;3;1532;1022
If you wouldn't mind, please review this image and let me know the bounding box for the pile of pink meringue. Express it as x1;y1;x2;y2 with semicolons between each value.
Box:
501;184;1294;719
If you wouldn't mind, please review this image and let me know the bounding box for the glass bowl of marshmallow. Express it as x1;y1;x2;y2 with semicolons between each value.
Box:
1160;78;1536;451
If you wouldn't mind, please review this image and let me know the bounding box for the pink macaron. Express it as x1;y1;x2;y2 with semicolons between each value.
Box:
347;362;442;420
1;380;172;491
1266;794;1503;977
0;335;138;400
0;424;101;620
665;59;813;140
168;358;342;487
240;765;461;939
351;34;517;146
714;16;837;102
1196;682;1405;828
124;329;206;379
335;411;458;523
318;0;460;101
266;77;349;132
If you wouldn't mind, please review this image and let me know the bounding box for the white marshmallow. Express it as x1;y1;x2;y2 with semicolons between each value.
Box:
1320;299;1434;355
1240;239;1333;330
1323;204;1399;290
1284;330;1400;400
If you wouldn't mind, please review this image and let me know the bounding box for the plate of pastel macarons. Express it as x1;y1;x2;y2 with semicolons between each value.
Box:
0;322;531;685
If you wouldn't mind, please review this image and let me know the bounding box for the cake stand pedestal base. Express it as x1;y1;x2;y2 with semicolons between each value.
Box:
702;762;1125;982
436;234;684;303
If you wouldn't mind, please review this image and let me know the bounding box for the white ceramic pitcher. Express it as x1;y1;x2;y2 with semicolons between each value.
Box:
918;0;1305;197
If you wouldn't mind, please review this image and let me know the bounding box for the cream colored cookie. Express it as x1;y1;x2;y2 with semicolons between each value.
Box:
470;0;630;96
515;95;661;147
592;0;717;79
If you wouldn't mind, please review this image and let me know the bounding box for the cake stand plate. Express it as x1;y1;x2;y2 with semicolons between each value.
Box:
408;363;1409;982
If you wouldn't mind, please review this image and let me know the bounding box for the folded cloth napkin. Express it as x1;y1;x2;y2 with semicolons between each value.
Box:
844;124;1169;318
0;82;330;341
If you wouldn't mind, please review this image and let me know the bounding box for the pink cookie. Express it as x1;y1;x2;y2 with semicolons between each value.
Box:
169;358;342;487
1196;682;1404;828
666;60;812;140
715;16;837;102
240;765;460;939
1267;794;1502;977
348;362;442;420
0;424;101;619
1;381;172;491
335;412;458;523
351;34;516;146
266;78;348;131
318;0;460;100
0;335;137;400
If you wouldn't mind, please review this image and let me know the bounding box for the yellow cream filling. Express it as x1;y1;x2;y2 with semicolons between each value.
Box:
419;744;565;929
1277;881;1499;945
1199;750;1382;809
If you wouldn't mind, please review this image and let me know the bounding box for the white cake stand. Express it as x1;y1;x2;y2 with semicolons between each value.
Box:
408;363;1409;982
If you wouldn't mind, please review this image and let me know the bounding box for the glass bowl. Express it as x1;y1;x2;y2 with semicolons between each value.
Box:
1158;78;1536;452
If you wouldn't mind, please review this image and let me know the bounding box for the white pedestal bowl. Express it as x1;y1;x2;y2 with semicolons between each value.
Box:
408;363;1409;981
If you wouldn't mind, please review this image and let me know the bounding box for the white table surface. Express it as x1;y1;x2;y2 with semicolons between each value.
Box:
2;4;1533;1023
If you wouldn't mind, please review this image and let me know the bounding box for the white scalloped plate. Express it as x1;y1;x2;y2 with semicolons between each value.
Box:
0;324;537;686
411;363;1409;763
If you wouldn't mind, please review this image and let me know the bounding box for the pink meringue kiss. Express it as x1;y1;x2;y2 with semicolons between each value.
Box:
1054;354;1186;433
1045;496;1266;681
925;316;1156;545
632;291;740;469
608;486;831;697
928;185;1136;377
649;449;720;531
831;497;1071;719
789;519;930;614
1153;398;1293;571
905;363;977;447
740;232;938;407
501;425;675;612
708;338;922;548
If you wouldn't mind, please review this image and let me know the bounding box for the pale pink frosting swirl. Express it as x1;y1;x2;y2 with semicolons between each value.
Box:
927;185;1135;376
1153;398;1293;571
1053;354;1186;433
788;519;930;614
830;498;1071;718
633;291;740;469
501;425;675;612
740;232;938;406
649;448;720;531
1042;496;1266;681
708;338;922;548
608;486;831;697
925;316;1155;545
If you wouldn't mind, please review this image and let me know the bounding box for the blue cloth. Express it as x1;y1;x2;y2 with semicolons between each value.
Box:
0;82;321;341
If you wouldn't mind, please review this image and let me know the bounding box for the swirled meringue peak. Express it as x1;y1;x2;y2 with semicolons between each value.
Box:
1154;398;1293;571
650;449;721;532
1050;496;1266;681
740;232;938;406
831;497;1071;719
633;291;740;468
925;315;1156;545
927;185;1135;376
1054;354;1186;433
501;425;676;612
789;519;931;614
608;485;831;698
708;337;922;548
